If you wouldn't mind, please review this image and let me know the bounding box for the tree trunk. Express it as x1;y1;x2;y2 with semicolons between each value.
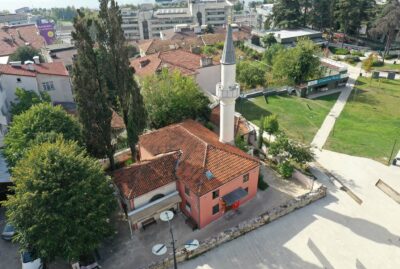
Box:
108;151;115;171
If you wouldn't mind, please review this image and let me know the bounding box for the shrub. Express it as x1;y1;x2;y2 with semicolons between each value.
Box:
204;121;214;131
384;54;397;60
125;158;134;166
258;173;269;190
351;50;364;57
215;42;224;50
277;161;294;179
330;47;349;55
372;60;384;67
344;55;360;64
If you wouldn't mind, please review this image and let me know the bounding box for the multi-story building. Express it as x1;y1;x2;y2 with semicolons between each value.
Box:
121;0;233;41
0;13;29;26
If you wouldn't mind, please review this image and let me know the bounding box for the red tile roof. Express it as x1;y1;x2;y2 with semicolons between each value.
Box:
113;151;180;199
210;105;252;136
130;49;218;77
130;53;162;77
0;62;69;77
139;120;259;196
111;110;126;130
0;24;45;56
138;37;204;55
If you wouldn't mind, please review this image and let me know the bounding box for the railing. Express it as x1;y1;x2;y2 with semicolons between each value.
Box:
216;83;240;99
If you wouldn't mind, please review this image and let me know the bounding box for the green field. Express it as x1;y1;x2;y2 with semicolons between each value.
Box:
237;93;340;144
373;63;400;71
325;77;400;163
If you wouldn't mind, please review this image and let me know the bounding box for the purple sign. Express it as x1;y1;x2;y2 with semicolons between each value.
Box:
37;19;56;45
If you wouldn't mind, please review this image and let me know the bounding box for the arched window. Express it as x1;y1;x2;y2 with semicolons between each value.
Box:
149;193;165;203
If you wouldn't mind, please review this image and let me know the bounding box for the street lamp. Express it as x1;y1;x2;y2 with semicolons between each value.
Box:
152;211;199;269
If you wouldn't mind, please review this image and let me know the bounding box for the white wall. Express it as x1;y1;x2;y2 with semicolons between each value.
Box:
196;64;221;96
36;74;74;103
0;74;39;105
134;181;177;209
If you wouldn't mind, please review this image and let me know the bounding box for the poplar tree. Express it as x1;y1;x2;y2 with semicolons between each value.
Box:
72;10;115;168
98;0;146;158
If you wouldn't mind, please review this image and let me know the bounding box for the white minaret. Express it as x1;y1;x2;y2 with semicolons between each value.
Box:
216;24;240;144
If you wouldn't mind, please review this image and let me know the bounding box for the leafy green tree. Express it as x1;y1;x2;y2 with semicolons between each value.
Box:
263;43;285;66
236;61;267;89
202;46;217;56
98;0;147;158
369;0;400;62
299;0;312;27
264;114;279;141
362;54;374;72
251;35;261;46
277;161;294;178
141;69;211;129
9;46;43;63
272;38;321;85
72;10;115;167
10;88;51;117
235;134;248;152
262;33;277;48
233;2;244;12
3;139;115;264
3;103;82;168
309;0;334;30
272;0;302;29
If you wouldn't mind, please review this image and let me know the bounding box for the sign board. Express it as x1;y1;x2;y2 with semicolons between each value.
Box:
307;74;342;87
388;72;396;80
37;19;55;45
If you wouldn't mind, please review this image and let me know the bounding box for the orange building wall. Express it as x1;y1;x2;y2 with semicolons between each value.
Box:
198;166;260;228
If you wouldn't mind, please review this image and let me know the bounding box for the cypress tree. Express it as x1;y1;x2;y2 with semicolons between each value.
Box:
98;0;146;159
72;10;115;168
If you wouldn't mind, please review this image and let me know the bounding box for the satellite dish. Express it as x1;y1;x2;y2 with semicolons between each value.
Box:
184;239;199;251
160;210;174;222
152;244;167;256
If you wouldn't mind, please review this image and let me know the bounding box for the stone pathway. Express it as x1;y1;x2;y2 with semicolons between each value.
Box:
311;62;361;149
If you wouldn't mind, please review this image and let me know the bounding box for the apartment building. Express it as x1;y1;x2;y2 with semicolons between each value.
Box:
121;0;233;40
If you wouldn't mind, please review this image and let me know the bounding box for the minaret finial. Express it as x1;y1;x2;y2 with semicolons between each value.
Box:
221;24;235;65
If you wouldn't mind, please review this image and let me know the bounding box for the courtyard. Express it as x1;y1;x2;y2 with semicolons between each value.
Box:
237;93;340;144
96;165;310;269
325;77;400;163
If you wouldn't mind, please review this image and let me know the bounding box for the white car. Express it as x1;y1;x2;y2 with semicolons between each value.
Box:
21;251;43;269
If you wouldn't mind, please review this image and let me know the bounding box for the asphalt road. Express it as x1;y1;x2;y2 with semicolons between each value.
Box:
0;207;20;269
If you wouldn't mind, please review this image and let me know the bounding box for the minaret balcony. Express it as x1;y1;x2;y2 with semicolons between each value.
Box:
216;82;240;99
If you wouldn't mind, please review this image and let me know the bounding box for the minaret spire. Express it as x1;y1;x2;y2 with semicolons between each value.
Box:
216;24;240;144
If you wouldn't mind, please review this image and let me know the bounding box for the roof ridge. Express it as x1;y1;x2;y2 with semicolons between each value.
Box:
180;123;208;149
208;143;259;164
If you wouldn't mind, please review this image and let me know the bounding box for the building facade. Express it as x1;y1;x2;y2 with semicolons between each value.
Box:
121;0;233;41
113;26;260;232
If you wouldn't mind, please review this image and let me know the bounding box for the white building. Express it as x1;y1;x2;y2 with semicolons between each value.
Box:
0;13;29;26
0;61;74;145
121;0;233;40
216;24;239;144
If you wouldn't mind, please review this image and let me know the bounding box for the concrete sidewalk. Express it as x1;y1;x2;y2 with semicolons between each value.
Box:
311;63;360;149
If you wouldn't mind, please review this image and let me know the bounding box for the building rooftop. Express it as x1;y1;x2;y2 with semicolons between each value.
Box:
113;151;180;199
0;24;45;56
139;120;259;196
0;62;69;77
260;28;322;40
131;49;218;77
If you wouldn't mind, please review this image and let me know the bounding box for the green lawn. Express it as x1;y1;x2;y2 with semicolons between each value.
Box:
373;63;400;71
237;93;340;144
325;77;400;164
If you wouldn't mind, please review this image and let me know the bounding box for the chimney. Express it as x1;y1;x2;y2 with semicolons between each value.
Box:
200;57;212;67
33;56;40;64
139;59;150;68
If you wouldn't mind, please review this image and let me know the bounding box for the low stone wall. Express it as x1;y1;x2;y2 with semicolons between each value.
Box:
144;183;327;269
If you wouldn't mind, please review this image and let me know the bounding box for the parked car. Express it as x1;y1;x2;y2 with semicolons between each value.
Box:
1;223;16;240
21;251;43;269
79;253;101;269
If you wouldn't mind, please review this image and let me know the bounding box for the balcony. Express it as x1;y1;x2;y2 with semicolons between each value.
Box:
216;82;240;99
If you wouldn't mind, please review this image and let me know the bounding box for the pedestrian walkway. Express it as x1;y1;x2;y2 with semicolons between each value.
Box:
311;62;360;149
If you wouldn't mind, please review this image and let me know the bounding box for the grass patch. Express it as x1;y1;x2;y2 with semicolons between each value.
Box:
325;77;400;163
373;63;400;71
237;93;340;144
